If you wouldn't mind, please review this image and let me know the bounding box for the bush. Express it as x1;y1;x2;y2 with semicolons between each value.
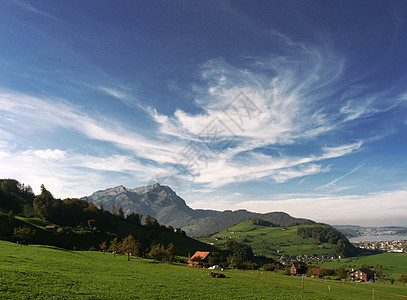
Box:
264;263;275;271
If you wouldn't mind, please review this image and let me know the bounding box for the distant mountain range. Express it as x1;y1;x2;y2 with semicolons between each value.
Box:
85;184;313;237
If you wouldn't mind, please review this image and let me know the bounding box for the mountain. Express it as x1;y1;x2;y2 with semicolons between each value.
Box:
85;184;218;228
85;184;314;237
0;179;220;256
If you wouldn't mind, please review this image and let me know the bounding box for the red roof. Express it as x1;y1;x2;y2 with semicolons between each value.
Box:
188;251;210;263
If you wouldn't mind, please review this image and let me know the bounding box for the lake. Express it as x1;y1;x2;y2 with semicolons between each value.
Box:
349;234;407;242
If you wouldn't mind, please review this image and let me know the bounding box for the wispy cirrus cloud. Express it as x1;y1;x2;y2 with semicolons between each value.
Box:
315;163;366;192
0;147;171;198
0;90;182;165
99;87;130;100
13;0;65;24
98;86;145;110
1;29;406;197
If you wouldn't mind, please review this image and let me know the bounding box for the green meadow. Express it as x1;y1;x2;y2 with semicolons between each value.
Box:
315;253;407;279
1;241;407;299
199;220;339;257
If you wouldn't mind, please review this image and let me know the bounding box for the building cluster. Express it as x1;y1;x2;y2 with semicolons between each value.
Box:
279;254;335;264
354;240;406;252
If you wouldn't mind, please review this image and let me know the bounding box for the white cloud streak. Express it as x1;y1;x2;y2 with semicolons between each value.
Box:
0;90;182;165
0;147;170;198
315;163;365;192
1;31;406;197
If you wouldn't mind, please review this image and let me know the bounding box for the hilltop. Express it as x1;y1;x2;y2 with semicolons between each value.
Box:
199;218;359;258
86;184;313;236
0;179;218;256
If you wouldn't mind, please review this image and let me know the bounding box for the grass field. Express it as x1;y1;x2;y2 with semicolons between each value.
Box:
1;241;407;299
315;253;407;279
199;220;338;257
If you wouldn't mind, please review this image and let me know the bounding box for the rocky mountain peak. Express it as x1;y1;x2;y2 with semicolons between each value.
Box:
85;184;313;236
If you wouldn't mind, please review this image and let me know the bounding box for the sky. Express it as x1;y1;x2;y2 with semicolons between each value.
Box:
1;0;407;226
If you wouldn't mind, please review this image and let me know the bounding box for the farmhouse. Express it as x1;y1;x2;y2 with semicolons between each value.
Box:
45;225;58;232
188;251;211;268
290;262;308;275
350;268;375;282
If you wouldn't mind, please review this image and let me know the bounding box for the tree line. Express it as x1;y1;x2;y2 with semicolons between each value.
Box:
296;225;358;257
0;179;186;250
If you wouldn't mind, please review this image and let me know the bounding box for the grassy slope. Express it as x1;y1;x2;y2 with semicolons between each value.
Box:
0;240;406;299
200;220;339;257
0;214;218;257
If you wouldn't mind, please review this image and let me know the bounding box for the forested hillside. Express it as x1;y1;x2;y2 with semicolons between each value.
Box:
0;179;218;256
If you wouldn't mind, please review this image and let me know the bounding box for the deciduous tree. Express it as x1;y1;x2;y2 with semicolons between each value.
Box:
100;241;107;254
109;237;119;257
13;226;36;245
120;234;141;261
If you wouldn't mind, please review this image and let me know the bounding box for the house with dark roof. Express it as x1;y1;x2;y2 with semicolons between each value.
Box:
188;251;211;268
350;268;375;282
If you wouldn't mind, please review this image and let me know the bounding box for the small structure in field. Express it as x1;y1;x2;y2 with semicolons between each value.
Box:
350;268;375;282
45;225;58;232
188;251;211;268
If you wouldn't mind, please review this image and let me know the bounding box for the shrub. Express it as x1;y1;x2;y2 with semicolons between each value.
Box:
264;264;275;271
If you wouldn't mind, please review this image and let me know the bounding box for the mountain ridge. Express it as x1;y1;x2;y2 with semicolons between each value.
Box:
85;184;314;236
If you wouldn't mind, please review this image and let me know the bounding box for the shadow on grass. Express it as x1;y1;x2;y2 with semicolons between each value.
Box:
36;244;80;254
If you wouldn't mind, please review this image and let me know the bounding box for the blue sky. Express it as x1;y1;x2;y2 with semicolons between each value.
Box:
1;1;407;226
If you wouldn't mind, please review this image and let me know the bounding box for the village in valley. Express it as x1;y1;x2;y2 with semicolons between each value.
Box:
354;240;407;253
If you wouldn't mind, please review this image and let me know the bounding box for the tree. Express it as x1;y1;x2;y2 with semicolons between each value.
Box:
87;202;98;212
8;210;16;227
127;212;142;225
144;215;159;228
148;244;166;261
208;252;224;266
263;263;276;271
112;204;117;216
120;234;141;261
148;243;174;262
100;241;107;254
109;237;120;257
118;206;124;218
165;243;175;263
320;268;332;277
226;239;253;262
13;226;36;245
375;264;383;279
33;184;55;219
336;266;348;279
398;274;407;284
